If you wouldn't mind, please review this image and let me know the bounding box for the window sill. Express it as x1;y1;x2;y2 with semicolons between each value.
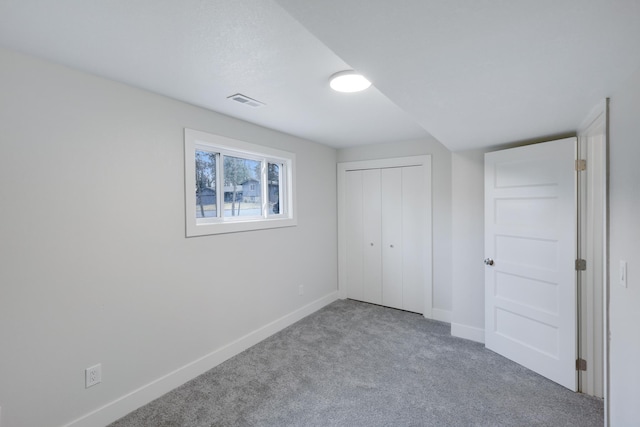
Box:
187;216;297;237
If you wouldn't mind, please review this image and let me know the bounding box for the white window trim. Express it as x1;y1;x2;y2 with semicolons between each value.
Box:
185;128;296;237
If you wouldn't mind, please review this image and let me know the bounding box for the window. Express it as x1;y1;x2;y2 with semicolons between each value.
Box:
185;128;296;236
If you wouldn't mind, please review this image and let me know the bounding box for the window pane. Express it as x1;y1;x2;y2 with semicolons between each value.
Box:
268;163;281;215
195;150;217;218
223;155;262;217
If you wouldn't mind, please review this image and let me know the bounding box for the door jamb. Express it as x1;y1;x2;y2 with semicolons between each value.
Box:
576;100;608;410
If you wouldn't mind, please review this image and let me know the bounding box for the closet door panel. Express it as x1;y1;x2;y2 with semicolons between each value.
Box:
381;167;403;310
402;166;425;314
339;156;432;317
362;169;382;305
345;170;364;300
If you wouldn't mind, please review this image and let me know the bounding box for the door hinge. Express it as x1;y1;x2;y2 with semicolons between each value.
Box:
576;358;587;371
575;159;586;171
575;259;587;271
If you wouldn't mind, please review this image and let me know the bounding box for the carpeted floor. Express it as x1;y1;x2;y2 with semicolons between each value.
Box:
110;299;604;427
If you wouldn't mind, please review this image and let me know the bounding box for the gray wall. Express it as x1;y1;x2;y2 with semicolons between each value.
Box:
450;149;486;342
608;66;640;425
0;48;338;427
338;138;453;320
3;43;637;426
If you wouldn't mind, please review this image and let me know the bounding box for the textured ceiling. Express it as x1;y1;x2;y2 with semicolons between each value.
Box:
275;0;640;150
0;0;429;148
1;0;639;151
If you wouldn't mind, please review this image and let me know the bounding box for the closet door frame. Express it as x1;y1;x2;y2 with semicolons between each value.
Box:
337;155;433;318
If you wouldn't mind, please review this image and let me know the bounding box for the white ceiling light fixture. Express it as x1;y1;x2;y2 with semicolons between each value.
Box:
329;70;372;93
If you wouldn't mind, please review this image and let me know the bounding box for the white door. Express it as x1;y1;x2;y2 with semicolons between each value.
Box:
345;170;365;302
344;163;428;314
362;169;383;305
381;167;403;309
399;166;426;314
345;169;382;305
339;156;432;318
484;138;578;391
380;166;425;313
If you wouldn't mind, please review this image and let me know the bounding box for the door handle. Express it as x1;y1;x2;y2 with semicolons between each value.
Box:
484;258;494;266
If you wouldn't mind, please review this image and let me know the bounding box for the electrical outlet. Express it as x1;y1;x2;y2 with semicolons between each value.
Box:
85;364;102;388
620;260;628;288
298;285;304;295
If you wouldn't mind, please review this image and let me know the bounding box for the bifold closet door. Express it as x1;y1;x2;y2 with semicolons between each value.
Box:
381;168;402;309
345;166;425;314
362;169;382;304
381;166;424;313
345;170;364;301
399;166;425;314
345;169;382;305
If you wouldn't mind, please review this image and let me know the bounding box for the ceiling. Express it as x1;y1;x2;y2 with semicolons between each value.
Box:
1;0;639;151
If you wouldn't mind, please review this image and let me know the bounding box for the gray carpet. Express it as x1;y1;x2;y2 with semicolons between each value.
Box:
110;299;603;426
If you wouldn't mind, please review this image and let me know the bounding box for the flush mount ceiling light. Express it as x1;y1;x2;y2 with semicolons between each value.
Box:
329;70;372;93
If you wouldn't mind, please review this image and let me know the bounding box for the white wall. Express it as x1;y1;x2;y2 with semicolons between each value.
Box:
450;149;486;342
0;48;338;427
608;66;640;425
5;40;634;426
338;139;453;321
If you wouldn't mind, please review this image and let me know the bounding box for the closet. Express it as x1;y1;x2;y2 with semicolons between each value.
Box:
338;156;432;316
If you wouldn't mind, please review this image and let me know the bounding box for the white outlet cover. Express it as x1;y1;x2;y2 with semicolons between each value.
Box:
620;260;628;288
85;364;102;388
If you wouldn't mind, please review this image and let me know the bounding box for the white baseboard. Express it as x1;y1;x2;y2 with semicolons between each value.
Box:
65;291;340;427
431;308;452;323
451;322;485;344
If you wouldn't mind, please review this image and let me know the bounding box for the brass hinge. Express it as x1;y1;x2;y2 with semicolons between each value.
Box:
576;358;587;371
575;259;587;271
576;159;586;171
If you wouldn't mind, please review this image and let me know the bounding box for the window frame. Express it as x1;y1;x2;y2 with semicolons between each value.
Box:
185;128;296;237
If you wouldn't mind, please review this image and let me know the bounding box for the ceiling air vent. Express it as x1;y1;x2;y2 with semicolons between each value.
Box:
227;93;265;108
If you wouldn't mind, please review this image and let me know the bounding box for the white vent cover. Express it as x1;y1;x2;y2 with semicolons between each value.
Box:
227;93;265;108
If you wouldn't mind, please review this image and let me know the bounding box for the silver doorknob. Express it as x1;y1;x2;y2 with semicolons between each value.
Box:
484;258;494;266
